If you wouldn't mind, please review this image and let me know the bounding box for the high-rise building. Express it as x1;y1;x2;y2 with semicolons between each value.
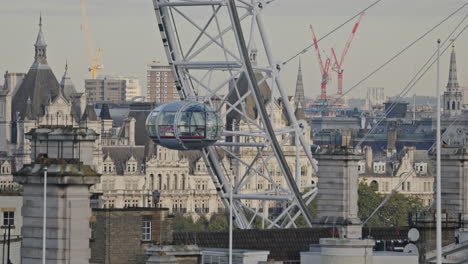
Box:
147;61;177;103
444;44;463;117
85;77;126;104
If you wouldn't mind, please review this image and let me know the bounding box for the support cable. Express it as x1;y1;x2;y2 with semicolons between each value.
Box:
358;17;468;147
363;170;415;225
339;2;467;98
282;0;385;65
362;22;468;224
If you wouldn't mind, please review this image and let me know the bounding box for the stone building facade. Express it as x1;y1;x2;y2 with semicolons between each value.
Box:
93;145;221;219
0;190;22;264
0;17;316;222
358;146;434;206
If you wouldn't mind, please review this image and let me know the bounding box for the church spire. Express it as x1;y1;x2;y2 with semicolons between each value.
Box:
294;58;305;109
33;13;48;68
447;43;460;90
443;42;463;117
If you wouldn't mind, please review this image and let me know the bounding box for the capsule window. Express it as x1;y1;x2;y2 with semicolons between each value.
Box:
159;112;176;137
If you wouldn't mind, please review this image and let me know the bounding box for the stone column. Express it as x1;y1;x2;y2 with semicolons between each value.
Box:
302;146;377;264
14;159;100;264
315;146;363;239
439;146;468;221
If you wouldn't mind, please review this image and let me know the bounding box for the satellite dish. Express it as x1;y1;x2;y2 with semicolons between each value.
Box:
403;243;419;255
408;228;420;242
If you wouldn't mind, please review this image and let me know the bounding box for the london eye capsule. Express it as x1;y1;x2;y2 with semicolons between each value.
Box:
145;101;223;150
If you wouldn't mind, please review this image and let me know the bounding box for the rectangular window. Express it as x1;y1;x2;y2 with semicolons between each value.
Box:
3;211;14;226
142;217;152;241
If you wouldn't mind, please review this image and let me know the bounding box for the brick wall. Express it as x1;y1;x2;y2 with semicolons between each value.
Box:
90;208;173;264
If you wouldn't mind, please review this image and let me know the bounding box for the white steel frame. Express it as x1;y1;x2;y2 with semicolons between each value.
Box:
152;0;317;228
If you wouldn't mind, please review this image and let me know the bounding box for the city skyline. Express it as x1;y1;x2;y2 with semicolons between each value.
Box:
2;2;468;262
1;0;467;99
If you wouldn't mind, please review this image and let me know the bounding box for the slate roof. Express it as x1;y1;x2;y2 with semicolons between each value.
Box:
12;17;59;121
81;104;98;121
99;104;112;120
24;97;34;120
128;109;151;146
173;227;409;261
12;67;60;121
102;146;146;175
70;93;84;122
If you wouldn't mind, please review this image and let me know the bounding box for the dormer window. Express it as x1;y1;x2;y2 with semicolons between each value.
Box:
373;161;386;174
415;162;427;174
126;156;138;174
103;156;115;174
1;161;11;175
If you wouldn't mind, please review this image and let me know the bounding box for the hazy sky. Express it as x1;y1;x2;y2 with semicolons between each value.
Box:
1;0;467;99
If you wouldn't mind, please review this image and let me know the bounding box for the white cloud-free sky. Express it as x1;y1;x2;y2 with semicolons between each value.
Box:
1;0;467;99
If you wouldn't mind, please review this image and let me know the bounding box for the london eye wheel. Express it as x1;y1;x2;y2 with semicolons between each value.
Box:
150;0;317;229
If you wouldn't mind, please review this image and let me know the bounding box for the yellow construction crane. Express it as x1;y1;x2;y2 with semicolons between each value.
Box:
80;0;103;79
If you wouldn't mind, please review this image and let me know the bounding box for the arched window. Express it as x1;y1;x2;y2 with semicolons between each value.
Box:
370;180;379;191
452;101;456;110
150;174;154;189
158;174;162;190
447;101;450;110
181;174;186;190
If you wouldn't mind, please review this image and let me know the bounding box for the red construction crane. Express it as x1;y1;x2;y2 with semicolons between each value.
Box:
310;25;331;100
331;12;365;96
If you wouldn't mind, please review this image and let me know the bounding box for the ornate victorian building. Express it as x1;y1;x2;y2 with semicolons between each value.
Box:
358;146;434;206
0;17;315;221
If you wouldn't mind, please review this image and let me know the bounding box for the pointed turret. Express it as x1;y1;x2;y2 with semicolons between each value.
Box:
447;44;460;91
60;61;77;99
10;14;61;145
294;58;306;109
33;14;49;68
443;43;463;117
11;14;60;126
81;104;98;121
99;103;112;120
